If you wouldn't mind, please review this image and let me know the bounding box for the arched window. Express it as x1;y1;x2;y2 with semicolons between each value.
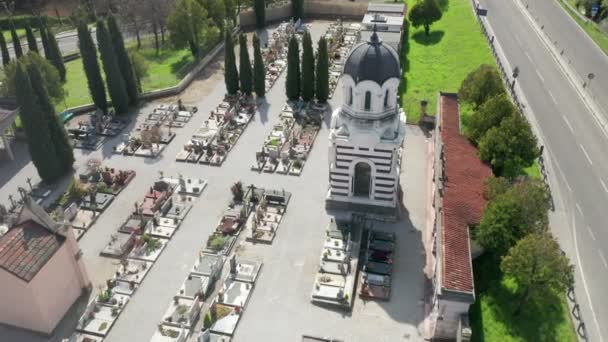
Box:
348;87;353;106
384;89;389;109
364;91;372;111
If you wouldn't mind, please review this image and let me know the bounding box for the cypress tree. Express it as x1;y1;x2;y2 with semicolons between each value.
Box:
25;23;38;53
26;61;74;172
0;30;10;66
107;15;139;105
46;28;66;81
252;33;266;98
301;31;314;102
38;19;51;58
254;0;265;29
96;20;129;114
286;35;300;101
292;0;304;21
14;63;62;182
238;34;253;96
315;37;329;103
224;32;239;95
10;22;23;58
77;23;108;114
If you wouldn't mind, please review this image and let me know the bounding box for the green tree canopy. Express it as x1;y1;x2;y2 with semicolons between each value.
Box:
254;0;266;29
25;23;38;53
301;31;315;102
0;52;65;103
408;0;443;36
38;18;51;59
315;37;329;103
96;20;130;114
501;232;574;312
77;22;108;114
46;28;66;82
224;32;239;95
479;114;540;178
286;35;300;100
467;93;516;143
292;0;304;21
252;33;266;97
128;49;149;92
168;0;210;57
239;33;253;96
201;0;225;30
459;64;505;108
475;179;551;254
108;15;139;105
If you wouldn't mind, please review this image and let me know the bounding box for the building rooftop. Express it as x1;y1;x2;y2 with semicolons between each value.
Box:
362;14;405;27
343;30;401;85
359;30;402;52
367;3;406;15
0;219;65;282
439;93;491;295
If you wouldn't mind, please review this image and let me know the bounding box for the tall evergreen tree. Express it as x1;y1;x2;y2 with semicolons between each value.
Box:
107;15;139;105
96;20;130;114
252;33;265;97
0;30;10;66
301;31;314;102
292;0;304;21
254;0;266;29
224;32;239;95
46;28;66;81
10;22;23;58
238;34;253;96
14;63;62;182
38;18;51;58
315;37;329;103
26;61;74;172
25;23;38;53
78;23;108;115
286;35;300;101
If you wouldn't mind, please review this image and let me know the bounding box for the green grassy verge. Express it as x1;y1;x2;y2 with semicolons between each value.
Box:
3;28;26;42
401;0;494;123
470;253;577;342
560;1;608;56
56;40;195;113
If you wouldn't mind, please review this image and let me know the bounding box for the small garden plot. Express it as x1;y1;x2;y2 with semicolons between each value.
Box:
96;288;130;310
66;110;129;150
218;279;253;308
76;301;117;336
128;234;167;262
162;297;201;328
112;124;173;158
179;274;212;299
150;324;188;342
192;253;225;278
208;302;241;336
203;233;236;256
115;259;153;284
244;186;291;244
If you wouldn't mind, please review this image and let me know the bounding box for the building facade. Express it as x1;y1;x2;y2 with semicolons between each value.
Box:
326;30;406;214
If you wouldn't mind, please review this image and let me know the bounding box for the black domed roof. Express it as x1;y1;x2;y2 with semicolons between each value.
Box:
343;31;400;85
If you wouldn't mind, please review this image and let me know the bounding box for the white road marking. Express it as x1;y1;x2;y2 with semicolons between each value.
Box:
535;69;545;82
586;226;597;241
525;51;533;62
599;250;608;269
562;115;574;132
548;90;557;104
514;33;522;46
601;179;608;194
563;176;573;192
576;203;584;216
580;144;593;165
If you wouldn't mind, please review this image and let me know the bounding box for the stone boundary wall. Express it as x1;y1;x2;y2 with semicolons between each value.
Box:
238;0;367;28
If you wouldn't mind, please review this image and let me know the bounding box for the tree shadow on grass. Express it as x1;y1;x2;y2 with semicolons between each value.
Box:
412;30;445;46
438;0;450;11
470;253;568;342
171;55;196;78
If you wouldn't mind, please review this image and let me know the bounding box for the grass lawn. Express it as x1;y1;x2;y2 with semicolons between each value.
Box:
401;0;494;123
3;28;26;42
56;41;194;112
470;253;577;342
561;1;608;56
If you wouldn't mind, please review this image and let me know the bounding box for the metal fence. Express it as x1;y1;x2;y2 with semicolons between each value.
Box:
470;0;589;340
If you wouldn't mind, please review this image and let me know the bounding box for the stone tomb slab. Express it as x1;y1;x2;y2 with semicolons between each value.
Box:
233;260;262;284
80;193;115;211
150;324;188;342
119;216;147;234
100;233;134;257
319;260;348;275
79;305;116;336
71;209;97;230
68;332;104;342
219;279;253;308
164;203;192;221
321;247;348;263
192;253;224;277
209;303;241;336
179;274;212;299
146;223;177;239
72;228;85;241
115;259;153;284
112;280;138;296
323;238;345;251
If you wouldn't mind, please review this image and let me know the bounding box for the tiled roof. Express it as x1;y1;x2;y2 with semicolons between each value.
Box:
0;220;65;282
439;93;492;294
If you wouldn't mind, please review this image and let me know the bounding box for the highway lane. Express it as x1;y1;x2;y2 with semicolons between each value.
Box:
477;0;608;341
524;0;608;117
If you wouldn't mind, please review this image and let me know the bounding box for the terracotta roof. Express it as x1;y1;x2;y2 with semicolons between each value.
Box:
439;93;492;294
0;220;65;282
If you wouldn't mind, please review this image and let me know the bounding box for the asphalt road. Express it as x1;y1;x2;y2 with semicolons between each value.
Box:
477;0;608;341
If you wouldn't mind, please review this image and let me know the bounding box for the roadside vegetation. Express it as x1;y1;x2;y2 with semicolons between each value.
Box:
560;0;608;55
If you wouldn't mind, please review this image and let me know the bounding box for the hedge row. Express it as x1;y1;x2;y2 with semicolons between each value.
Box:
0;16;62;31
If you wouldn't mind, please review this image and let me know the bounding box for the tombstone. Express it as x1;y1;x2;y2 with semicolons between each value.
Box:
200;328;211;342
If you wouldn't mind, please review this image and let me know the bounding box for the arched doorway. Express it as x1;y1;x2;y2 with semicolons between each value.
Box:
353;162;372;197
